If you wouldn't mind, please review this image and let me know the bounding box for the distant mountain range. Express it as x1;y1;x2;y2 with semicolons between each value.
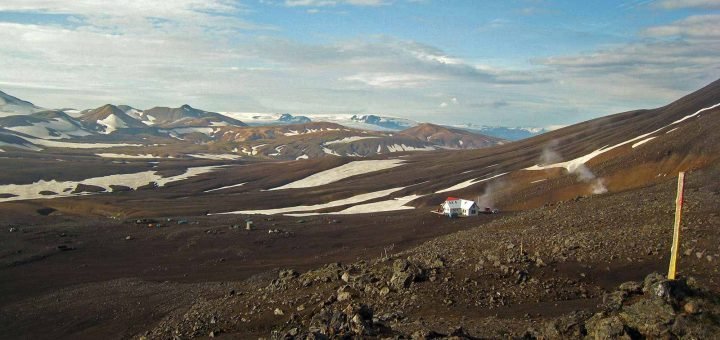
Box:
0;90;547;141
0;103;506;159
0;90;543;159
0;101;246;143
455;124;548;141
223;111;545;140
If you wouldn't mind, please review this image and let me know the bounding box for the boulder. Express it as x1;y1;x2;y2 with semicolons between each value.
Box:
619;298;675;336
584;314;630;340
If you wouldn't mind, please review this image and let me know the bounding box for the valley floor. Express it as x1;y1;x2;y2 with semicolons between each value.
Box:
1;161;719;339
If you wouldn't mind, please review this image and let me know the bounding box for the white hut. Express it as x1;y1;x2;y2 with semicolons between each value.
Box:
440;197;479;217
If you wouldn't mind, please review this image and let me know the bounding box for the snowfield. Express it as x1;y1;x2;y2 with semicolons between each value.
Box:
386;144;435;152
324;136;379;145
0;139;43;151
187;153;242;160
7;118;92;139
631;137;656;148
204;183;246;193
282;128;340;136
671;102;720;125
270;159;405;190
17;136;141;149
0;166;223;202
302;194;423;216
213;187;406;215
97;114;128;134
436;172;508;194
96;153;162;159
322;147;342;156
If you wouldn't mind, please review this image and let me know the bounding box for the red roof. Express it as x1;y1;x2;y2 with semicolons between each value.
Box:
446;197;460;201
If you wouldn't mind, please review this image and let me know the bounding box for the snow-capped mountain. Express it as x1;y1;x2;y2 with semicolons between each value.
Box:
0;89;545;158
143;104;246;128
0;90;44;117
79;104;150;134
349;114;415;130
0;91;253;148
0;110;92;139
277;113;311;124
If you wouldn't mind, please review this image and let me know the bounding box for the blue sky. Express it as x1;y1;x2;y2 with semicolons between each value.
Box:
0;0;718;128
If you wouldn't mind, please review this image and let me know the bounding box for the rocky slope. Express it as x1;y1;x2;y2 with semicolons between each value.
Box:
142;162;720;339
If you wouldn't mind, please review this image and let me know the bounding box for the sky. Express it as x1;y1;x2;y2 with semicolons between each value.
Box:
0;0;719;128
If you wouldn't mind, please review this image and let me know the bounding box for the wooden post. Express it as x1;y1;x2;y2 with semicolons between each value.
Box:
668;172;685;280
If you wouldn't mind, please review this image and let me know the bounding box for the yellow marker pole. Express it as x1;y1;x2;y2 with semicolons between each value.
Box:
668;172;685;280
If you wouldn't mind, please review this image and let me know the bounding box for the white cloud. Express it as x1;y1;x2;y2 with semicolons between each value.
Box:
284;0;388;7
342;73;437;88
0;0;239;19
643;14;720;40
655;0;720;9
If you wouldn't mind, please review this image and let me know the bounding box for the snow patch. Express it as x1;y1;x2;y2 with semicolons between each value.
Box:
204;183;246;193
631;137;656;148
270;160;405;190
7;118;93;139
16;136;141;149
268;145;285;157
322;147;341;156
0;166;223;202
324;194;422;215
187;153;242;160
97;114;128;134
436;172;508;194
671;102;720;125
213;187;406;215
96;153;161;159
282;128;339;136
143;115;157;125
386;144;435;152
324;136;379;145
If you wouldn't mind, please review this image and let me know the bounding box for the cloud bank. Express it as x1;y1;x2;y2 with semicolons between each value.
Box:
0;1;717;128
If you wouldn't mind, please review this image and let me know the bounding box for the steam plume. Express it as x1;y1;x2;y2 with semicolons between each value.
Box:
539;141;607;195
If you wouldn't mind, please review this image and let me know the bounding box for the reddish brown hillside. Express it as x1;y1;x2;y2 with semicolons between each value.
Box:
400;123;505;149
